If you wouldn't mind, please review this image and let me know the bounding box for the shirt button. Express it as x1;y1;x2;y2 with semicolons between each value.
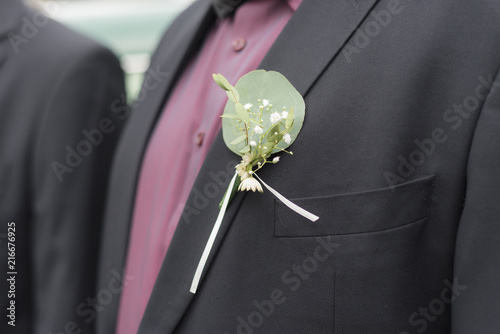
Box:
232;38;246;52
195;132;205;146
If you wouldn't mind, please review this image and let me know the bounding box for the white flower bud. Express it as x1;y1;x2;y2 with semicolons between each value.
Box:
283;133;291;144
270;112;281;124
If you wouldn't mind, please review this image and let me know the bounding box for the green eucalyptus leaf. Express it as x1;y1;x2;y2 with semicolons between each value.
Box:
274;133;284;144
213;73;231;91
266;124;280;140
226;87;240;103
235;102;250;125
226;91;236;103
286;105;294;129
261;143;275;158
220;114;241;120
239;145;250;154
230;134;247;145
222;70;305;156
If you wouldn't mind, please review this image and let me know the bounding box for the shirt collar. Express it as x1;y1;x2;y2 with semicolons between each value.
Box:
286;0;303;12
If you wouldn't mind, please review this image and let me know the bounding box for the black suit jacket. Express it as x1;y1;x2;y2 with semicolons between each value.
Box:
0;0;126;333
97;0;500;333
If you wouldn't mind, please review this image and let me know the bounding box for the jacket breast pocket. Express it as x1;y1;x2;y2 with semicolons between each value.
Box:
274;175;435;238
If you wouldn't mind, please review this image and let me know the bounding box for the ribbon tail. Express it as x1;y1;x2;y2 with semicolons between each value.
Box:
190;172;238;294
254;173;319;222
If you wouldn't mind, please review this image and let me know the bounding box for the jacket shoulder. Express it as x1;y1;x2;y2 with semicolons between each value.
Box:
10;12;119;72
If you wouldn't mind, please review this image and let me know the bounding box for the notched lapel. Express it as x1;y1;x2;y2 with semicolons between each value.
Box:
139;132;246;333
261;0;381;96
139;0;382;333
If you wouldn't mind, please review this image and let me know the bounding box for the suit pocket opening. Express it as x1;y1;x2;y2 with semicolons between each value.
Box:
274;175;435;238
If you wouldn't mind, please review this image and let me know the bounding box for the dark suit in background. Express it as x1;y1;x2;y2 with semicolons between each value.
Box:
0;0;126;333
98;0;500;333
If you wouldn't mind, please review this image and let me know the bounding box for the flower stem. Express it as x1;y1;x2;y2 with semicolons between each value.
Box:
251;159;268;174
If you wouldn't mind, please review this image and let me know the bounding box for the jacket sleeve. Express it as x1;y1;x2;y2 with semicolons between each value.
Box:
32;45;126;334
452;67;500;333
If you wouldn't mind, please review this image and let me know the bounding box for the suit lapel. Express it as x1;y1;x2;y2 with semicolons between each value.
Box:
140;0;381;333
261;0;381;96
97;1;215;332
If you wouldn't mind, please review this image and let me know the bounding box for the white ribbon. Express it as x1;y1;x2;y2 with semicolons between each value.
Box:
253;173;319;222
190;173;238;294
190;172;319;294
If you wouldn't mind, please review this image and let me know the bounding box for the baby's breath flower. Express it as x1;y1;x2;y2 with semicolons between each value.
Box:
242;153;252;164
236;163;245;172
283;133;291;144
254;125;263;134
270;112;281;124
250;140;257;147
273;156;280;163
262;99;269;107
235;153;253;178
235;163;248;178
244;103;252;110
281;111;288;119
238;177;263;193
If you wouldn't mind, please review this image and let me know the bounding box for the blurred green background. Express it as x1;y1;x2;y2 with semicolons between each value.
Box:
39;0;193;100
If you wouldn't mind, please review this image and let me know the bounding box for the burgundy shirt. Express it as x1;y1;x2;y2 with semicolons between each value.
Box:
116;0;302;332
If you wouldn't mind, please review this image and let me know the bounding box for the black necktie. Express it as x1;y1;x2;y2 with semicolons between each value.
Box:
212;0;246;19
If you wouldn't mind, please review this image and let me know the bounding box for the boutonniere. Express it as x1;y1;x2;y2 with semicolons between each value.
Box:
190;70;319;293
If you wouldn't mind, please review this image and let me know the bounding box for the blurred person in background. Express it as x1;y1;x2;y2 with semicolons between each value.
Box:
98;0;500;333
0;0;126;333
